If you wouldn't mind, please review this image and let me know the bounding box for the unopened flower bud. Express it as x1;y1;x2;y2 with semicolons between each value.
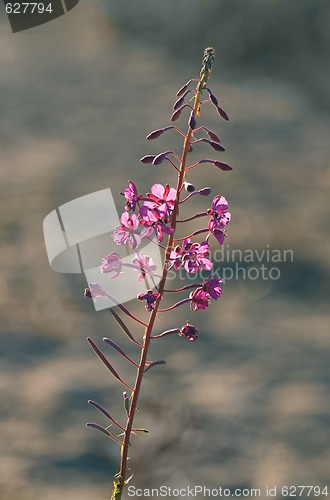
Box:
173;95;185;111
183;181;195;193
209;141;225;152
140;155;156;164
214;161;233;171
199;187;212;196
146;129;164;140
171;108;182;122
179;323;199;341
207;130;221;143
188;110;196;130
176;79;193;97
217;105;229;121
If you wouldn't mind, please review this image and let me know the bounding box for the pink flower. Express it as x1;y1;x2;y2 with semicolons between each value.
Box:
132;253;157;282
179;323;199;341
123;181;141;212
147;183;177;210
189;287;210;311
170;239;212;273
208;195;231;245
100;252;122;278
84;283;107;299
112;212;141;250
140;204;174;242
137;290;161;311
202;278;223;300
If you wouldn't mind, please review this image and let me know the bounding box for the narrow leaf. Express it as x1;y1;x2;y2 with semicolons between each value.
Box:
87;337;133;391
88;400;125;431
109;309;143;347
86;423;123;445
144;360;166;373
103;338;139;367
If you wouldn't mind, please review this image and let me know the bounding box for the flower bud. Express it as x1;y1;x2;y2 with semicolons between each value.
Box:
214;161;233;171
217;105;229;121
207;130;221;143
209;141;225;152
140;155;156;164
176;79;193;97
173;95;185;111
179;323;199;341
146;129;164;140
183;181;196;193
188;110;196;130
171;108;182;122
199;187;212;196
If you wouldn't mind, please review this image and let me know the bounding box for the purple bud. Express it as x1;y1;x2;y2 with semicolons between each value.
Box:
173;95;185;111
152;151;170;165
183;181;195;193
140;155;156;164
171;108;182;122
206;88;218;106
217;106;229;121
176;79;193;97
209;141;225;152
188;111;196;130
199;187;212;196
179;323;199;341
214;161;233;171
207;130;221;143
188;144;193;153
146;129;164;140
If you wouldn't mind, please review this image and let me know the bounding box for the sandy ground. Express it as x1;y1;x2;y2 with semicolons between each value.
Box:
0;2;329;499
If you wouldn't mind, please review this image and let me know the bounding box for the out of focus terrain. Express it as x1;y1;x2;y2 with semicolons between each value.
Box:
0;1;329;499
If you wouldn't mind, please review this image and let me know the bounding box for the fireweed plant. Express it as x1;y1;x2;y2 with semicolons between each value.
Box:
84;48;232;500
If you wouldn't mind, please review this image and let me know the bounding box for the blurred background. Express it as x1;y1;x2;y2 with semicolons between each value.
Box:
0;0;329;498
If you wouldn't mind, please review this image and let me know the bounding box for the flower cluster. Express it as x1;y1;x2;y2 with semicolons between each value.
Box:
82;47;235;500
